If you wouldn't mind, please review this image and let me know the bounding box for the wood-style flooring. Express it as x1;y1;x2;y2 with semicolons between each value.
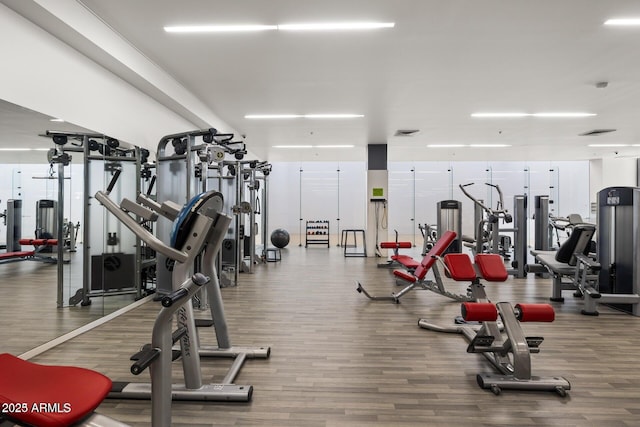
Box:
12;246;640;426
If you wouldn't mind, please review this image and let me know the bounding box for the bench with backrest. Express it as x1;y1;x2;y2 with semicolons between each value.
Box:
357;231;473;303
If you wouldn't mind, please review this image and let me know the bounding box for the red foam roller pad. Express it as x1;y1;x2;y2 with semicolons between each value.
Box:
515;303;555;322
461;302;498;322
380;241;412;249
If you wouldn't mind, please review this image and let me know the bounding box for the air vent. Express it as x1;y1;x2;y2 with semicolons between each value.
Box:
579;129;617;136
394;129;420;137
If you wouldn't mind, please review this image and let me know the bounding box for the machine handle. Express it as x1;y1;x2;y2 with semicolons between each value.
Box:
105;168;122;195
161;273;210;307
130;347;160;375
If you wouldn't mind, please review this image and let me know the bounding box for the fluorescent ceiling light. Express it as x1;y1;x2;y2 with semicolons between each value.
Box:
273;145;313;148
165;22;394;33
531;112;597;118
604;18;640;26
303;114;364;119
245;114;363;119
426;144;510;148
472;112;596;118
278;22;395;31
588;144;629;147
273;145;355;148
0;148;49;151
49;118;65;122
471;113;529;118
315;145;355;148
164;24;277;33
245;114;302;119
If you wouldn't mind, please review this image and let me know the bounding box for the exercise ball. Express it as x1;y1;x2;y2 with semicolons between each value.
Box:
270;229;290;249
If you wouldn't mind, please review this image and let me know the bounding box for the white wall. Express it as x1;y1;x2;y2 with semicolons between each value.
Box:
0;3;196;151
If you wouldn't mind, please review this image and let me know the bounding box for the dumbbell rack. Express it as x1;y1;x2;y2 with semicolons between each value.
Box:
305;220;330;248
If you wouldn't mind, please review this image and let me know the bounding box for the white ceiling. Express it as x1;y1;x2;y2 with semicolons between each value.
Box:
6;0;640;162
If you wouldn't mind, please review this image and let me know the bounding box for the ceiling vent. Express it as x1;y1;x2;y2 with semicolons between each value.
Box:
579;129;617;136
394;129;420;137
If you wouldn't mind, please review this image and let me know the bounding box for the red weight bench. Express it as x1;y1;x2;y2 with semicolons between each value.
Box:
0;239;61;264
377;230;418;270
357;231;472;303
418;253;571;396
0;353;128;426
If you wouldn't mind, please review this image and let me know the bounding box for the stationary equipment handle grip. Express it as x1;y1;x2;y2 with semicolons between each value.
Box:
161;273;210;307
130;348;160;375
461;302;498;322
161;289;188;307
515;303;555;322
105;168;122;194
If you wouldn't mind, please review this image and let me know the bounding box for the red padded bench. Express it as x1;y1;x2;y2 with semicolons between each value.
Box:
0;353;112;427
19;238;58;247
0;251;35;261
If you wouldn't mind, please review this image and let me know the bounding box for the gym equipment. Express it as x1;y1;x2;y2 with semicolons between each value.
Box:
436;200;462;254
96;170;269;403
130;274;208;426
532;224;595;303
357;230;473;303
5;199;22;253
377;229;414;268
595;187;640;315
42;131;147;308
459;183;513;256
35;199;57;239
0;353;130;427
270;228;290;248
418;223;437;255
459;183;528;278
418;253;570;396
156;128;267;291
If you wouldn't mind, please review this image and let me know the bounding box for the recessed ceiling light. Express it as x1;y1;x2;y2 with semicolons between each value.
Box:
588;144;629;147
49;118;65;122
246;114;364;119
165;22;394;33
469;144;512;148
427;144;466;148
604;18;640;26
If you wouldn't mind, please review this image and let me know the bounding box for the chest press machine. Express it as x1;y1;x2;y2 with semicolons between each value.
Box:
419;253;570;396
357;231;474;304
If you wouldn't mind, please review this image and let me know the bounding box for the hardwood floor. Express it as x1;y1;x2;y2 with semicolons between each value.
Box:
16;246;640;426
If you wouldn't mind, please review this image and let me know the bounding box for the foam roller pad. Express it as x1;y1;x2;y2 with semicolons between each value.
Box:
515;303;555;322
461;302;498;322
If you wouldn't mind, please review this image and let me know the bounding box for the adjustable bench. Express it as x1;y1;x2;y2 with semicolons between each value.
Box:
0;239;61;264
357;231;471;303
419;254;570;396
0;353;129;426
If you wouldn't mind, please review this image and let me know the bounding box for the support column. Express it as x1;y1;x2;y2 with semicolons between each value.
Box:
366;144;388;257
